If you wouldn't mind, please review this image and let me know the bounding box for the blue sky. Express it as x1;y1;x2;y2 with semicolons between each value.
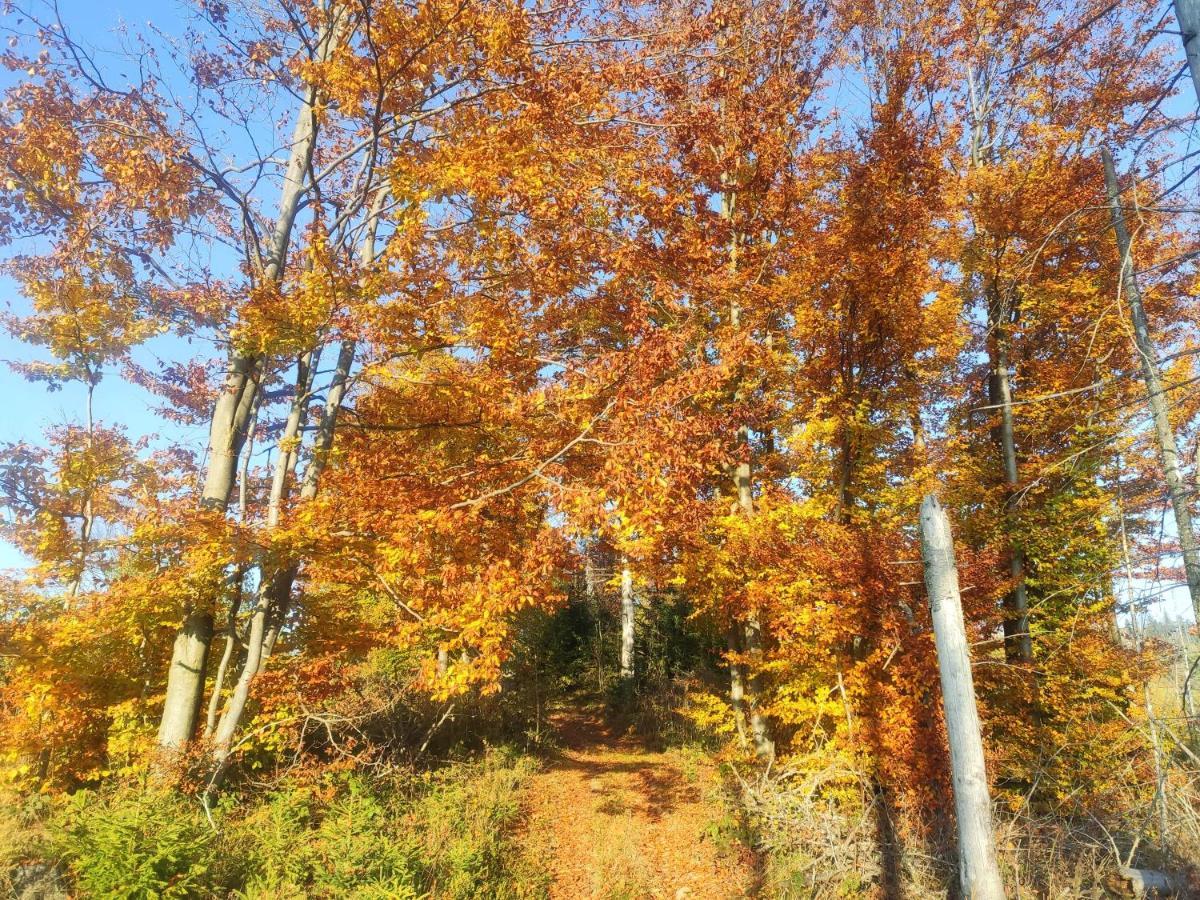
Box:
0;0;210;567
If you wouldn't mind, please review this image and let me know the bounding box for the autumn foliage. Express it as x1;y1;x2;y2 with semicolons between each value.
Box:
0;0;1198;890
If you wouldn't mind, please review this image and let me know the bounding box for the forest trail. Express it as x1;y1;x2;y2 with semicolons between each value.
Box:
520;702;759;900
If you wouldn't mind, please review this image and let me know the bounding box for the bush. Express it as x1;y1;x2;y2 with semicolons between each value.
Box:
225;749;545;899
50;787;221;899
411;748;545;898
2;744;547;899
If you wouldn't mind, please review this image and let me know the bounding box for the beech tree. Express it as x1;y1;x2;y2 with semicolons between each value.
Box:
0;7;1192;880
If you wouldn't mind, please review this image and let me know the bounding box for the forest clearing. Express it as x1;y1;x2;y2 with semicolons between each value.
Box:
4;0;1200;896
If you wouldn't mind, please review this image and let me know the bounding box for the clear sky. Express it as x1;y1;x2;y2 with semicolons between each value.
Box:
0;0;213;567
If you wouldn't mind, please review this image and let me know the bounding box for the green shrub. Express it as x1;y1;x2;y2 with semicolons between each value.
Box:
410;748;546;899
50;787;220;899
223;788;314;897
6;746;545;899
309;779;422;898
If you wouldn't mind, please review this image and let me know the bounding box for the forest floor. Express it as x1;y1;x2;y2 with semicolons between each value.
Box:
519;700;760;900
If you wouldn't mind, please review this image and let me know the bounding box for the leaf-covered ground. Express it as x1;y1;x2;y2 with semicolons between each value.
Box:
520;704;758;900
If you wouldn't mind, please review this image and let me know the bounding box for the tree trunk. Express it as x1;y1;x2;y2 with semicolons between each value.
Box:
723;187;774;761
152;10;352;753
211;354;315;759
203;583;243;742
1179;624;1197;735
260;334;360;664
155;12;347;753
988;336;1033;663
1176;0;1200;105
967;64;1032;664
260;337;357;664
157;608;215;750
620;560;635;679
211;580;269;761
727;625;749;748
209;197;379;758
920;495;1007;900
1103;148;1200;626
157;354;262;750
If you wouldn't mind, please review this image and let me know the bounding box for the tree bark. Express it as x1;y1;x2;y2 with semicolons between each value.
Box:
620;560;635;679
988;333;1033;663
1176;0;1200;105
261;338;357;662
157;608;215;751
1103;148;1200;627
212;353;315;759
920;495;1007;900
155;16;345;751
723;186;774;761
1179;624;1197;735
726;624;749;748
203;582;243;742
967;64;1032;664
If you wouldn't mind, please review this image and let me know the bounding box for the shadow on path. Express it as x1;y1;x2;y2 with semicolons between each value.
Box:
520;701;758;900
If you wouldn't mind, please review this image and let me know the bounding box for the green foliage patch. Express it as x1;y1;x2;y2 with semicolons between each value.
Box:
4;748;546;899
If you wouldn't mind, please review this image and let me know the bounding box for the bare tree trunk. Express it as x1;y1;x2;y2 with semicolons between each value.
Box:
154;15;351;752
584;543;606;689
988;334;1033;663
620;560;635;679
157;609;215;751
920;495;1007;900
734;390;774;758
211;581;269;760
723;187;774;761
1179;624;1197;736
203;582;243;742
203;406;258;741
1117;479;1171;847
1103;148;1200;627
156;48;332;753
156;357;261;751
1176;0;1200;105
212;353;315;759
260;337;356;662
727;625;749;748
967;64;1032;664
266;350;315;528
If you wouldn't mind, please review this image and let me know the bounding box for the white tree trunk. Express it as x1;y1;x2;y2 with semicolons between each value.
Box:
157;609;214;751
620;561;635;679
920;495;1006;900
156;40;330;751
1103;148;1200;627
1176;0;1200;105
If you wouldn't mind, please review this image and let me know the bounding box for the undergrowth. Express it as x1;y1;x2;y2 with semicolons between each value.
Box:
1;747;547;899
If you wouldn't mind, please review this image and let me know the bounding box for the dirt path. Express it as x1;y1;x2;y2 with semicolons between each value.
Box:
520;703;758;900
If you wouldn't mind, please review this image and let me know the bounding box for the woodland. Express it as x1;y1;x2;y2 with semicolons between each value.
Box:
2;0;1200;897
